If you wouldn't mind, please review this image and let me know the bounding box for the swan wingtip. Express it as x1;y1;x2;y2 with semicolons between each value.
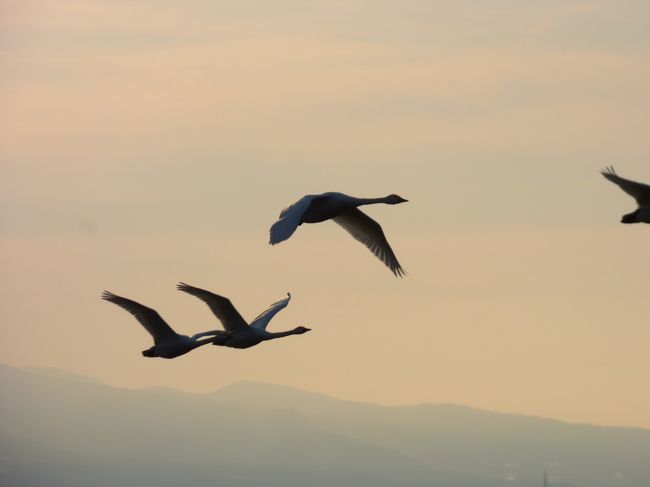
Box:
101;290;115;300
601;165;617;177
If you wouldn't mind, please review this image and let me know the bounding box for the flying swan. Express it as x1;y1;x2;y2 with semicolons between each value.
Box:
601;166;650;223
101;291;227;358
269;192;408;276
177;282;310;349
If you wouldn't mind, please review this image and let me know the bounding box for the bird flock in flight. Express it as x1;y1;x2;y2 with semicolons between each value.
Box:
103;169;649;359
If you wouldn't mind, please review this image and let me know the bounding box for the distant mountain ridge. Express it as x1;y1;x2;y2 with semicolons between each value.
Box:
1;364;648;487
212;379;641;431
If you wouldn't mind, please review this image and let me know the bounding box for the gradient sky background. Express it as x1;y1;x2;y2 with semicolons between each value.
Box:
1;0;649;428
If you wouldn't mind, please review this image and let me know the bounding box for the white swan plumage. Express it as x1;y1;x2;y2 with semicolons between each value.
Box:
177;283;309;349
250;292;292;330
269;192;408;277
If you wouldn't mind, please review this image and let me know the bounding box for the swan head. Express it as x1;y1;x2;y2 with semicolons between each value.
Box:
621;210;639;224
385;194;408;204
293;326;311;335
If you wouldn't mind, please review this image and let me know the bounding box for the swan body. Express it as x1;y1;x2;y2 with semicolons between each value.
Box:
101;291;226;358
177;282;310;349
269;192;408;276
601;166;650;223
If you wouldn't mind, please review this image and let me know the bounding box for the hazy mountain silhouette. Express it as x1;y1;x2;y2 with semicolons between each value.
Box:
1;364;648;487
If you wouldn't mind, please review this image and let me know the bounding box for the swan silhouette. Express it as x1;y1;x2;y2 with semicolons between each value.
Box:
601;166;650;223
269;192;407;276
177;282;310;349
101;291;226;358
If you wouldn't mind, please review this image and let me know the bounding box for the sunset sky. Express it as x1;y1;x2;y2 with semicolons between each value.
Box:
1;0;649;428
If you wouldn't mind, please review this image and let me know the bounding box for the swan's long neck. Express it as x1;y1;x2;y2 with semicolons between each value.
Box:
189;331;228;348
355;196;389;206
191;337;218;348
263;329;299;340
192;330;224;340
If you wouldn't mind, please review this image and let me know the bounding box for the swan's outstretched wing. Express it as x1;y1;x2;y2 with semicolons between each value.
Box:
250;293;291;330
102;291;178;344
333;208;406;277
601;166;650;207
177;282;249;333
269;195;318;244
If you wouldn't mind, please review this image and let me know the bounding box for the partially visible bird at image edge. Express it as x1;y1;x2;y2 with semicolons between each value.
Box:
601;166;650;224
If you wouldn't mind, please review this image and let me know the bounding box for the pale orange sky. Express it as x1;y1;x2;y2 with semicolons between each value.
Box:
1;0;649;428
